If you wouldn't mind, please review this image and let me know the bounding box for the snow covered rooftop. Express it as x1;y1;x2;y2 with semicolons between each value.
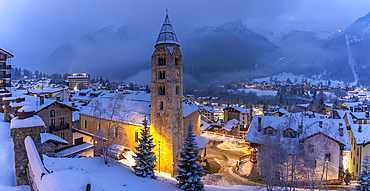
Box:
55;143;93;157
245;115;351;150
351;124;370;145
223;119;240;131
225;105;250;114
10;115;45;129
17;105;35;113
156;14;179;46
40;133;69;145
194;134;209;149
183;103;199;118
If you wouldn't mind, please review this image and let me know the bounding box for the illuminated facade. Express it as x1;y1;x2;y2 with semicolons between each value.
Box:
151;12;184;176
67;73;90;90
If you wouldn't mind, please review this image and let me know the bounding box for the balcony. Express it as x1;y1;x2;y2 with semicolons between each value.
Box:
0;83;11;87
49;123;69;133
0;65;11;71
0;74;11;79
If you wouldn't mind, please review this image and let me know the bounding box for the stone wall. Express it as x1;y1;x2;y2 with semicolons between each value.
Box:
11;125;45;186
3;97;16;122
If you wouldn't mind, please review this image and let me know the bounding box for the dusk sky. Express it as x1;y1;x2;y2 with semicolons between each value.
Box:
1;0;370;74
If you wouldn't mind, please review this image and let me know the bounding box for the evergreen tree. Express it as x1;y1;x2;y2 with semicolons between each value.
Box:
357;155;370;191
176;121;204;191
133;119;157;179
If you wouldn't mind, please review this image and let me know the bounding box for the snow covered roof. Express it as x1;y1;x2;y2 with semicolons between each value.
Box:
351;112;370;120
28;88;63;94
194;134;209;149
18;105;35;113
10;101;30;108
55;143;94;157
245;115;350;150
223;119;240;131
156;14;179;45
183;103;199;118
0;48;14;58
40;133;69;145
11;115;45;129
350;124;370;145
224;105;250;114
200;119;211;131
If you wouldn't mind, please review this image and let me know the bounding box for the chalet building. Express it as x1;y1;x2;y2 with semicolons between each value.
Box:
0;48;13;89
79;12;207;177
223;105;252;126
28;88;63;99
200;106;215;122
246;115;350;180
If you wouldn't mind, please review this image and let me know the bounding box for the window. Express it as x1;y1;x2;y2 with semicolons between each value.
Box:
59;117;64;125
84;120;87;129
50;119;55;127
175;58;179;66
158;57;166;66
263;127;274;135
61;132;64;139
357;148;359;156
50;110;55;117
325;153;331;161
176;85;179;95
98;123;101;129
158;85;165;95
0;55;4;59
158;71;165;79
134;131;139;142
75;137;83;145
115;127;118;137
283;129;297;138
308;144;314;153
159;101;164;110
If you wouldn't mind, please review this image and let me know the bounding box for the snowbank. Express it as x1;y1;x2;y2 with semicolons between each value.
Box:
38;170;91;191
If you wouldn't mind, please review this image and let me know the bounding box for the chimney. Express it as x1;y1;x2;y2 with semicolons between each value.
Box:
319;121;323;128
40;95;44;105
258;117;262;132
366;111;369;118
359;124;362;132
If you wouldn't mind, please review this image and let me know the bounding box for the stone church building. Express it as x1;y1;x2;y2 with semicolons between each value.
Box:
79;13;206;177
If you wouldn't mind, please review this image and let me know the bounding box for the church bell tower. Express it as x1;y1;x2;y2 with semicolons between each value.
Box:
151;12;184;176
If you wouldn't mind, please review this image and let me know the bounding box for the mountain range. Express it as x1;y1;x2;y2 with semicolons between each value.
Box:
43;12;370;86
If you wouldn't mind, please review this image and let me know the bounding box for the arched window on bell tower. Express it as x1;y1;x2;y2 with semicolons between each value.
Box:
160;101;164;110
158;85;165;95
158;71;165;79
158;57;166;66
176;85;179;95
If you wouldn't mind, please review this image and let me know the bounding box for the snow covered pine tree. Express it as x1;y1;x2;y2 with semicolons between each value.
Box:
176;121;205;191
133;119;157;178
357;155;370;191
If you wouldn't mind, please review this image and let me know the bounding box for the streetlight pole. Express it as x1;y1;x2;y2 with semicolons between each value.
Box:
158;141;161;174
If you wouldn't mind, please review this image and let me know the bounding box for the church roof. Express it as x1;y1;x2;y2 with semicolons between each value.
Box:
156;14;179;46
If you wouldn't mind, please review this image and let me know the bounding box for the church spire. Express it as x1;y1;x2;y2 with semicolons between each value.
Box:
156;10;179;45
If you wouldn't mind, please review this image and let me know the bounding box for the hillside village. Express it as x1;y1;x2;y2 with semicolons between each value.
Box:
2;11;370;191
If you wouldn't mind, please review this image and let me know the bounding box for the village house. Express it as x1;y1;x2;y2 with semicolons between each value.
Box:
223;105;253;127
246;115;350;180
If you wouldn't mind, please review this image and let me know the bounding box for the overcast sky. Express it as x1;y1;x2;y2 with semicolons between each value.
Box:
1;0;370;73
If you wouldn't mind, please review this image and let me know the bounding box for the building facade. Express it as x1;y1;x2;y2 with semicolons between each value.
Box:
0;48;13;89
67;73;91;90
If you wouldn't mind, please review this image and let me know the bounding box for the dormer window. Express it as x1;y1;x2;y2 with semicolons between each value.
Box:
158;57;166;66
263;126;275;136
283;129;297;138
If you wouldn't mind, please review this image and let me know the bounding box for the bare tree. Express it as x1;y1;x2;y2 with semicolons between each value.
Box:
89;93;126;164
